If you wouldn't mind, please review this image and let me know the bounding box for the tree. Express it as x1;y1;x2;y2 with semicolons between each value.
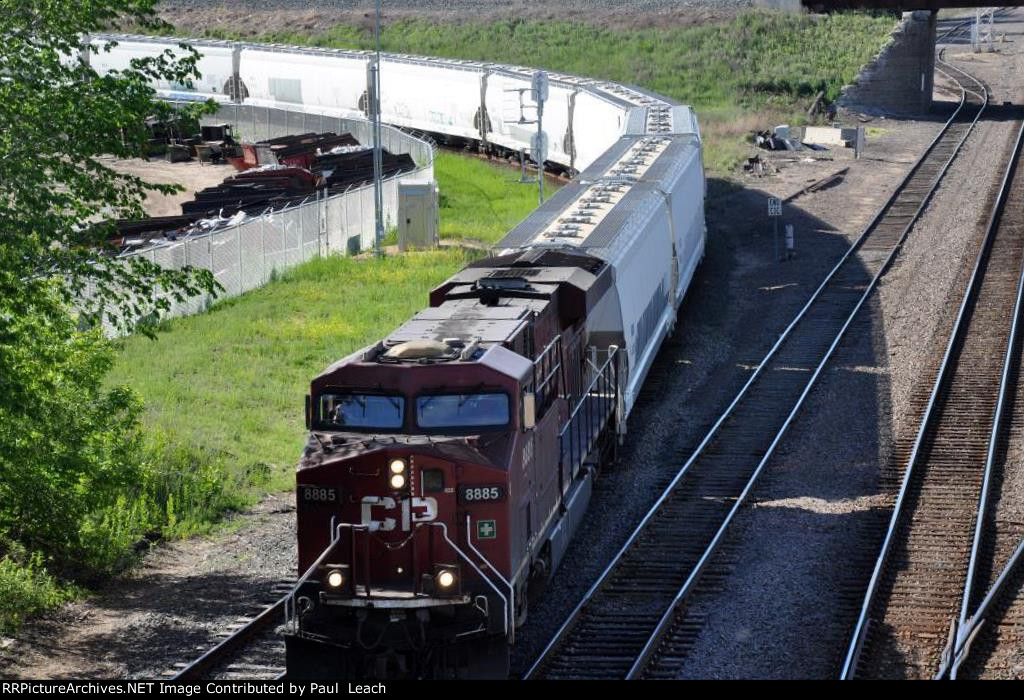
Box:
0;0;217;332
0;1;217;582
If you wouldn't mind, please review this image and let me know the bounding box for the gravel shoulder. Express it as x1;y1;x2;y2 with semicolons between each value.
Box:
0;496;296;679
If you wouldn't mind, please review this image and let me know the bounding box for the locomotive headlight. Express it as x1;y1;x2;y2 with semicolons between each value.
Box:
389;473;407;490
388;458;407;475
436;570;456;589
326;570;344;588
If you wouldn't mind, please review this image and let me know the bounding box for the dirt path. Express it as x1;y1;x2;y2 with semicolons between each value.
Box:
104;158;235;218
0;495;296;680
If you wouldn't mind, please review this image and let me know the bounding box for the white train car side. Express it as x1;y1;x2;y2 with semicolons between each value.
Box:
89;36;236;100
497;127;705;418
90;35;651;173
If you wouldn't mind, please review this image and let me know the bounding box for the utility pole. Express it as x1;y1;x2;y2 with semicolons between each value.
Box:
506;72;548;206
531;71;548;206
371;0;385;256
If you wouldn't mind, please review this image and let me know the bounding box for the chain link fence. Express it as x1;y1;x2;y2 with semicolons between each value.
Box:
114;102;436;328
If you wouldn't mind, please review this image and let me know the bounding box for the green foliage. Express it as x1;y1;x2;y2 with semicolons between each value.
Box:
0;0;218;333
189;10;895;173
0;289;143;579
0;1;232;628
0;544;74;636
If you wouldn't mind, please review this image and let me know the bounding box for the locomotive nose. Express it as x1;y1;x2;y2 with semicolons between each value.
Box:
297;449;459;593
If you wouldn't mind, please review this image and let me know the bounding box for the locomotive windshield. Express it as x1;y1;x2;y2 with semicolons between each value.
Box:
416;393;510;430
318;393;404;430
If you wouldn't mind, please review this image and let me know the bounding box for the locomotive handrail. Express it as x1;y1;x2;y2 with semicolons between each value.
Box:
532;335;563;413
462;515;518;643
560;345;619;482
431;521;512;640
284;521;366;630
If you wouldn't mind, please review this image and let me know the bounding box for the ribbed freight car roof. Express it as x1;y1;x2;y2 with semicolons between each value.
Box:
496;133;700;259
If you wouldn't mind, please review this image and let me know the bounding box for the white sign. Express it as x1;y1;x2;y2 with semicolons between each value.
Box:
531;71;549;103
532;131;549;164
361;495;437;532
768;197;782;217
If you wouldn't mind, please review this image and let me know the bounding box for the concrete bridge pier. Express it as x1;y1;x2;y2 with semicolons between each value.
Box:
840;10;938;115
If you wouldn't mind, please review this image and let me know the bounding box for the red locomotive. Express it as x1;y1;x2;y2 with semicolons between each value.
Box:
284;133;706;680
284;250;621;678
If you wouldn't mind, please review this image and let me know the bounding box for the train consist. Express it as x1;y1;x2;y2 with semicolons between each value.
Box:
92;33;692;175
92;34;706;678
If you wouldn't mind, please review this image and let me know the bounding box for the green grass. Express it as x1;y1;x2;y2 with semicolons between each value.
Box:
436;151;545;244
108;249;475;495
191;10;898;173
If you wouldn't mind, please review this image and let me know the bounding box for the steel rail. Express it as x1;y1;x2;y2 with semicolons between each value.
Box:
939;116;1024;681
950;537;1024;677
172;595;288;681
525;38;984;681
840;56;1006;680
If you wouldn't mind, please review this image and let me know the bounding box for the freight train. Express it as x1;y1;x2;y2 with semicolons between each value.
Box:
91;34;705;679
91;34;691;175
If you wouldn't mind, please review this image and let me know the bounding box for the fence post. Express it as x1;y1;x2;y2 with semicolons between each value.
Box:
261;214;267;283
237;225;243;295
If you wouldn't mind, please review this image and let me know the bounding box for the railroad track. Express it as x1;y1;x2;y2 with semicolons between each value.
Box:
523;44;988;680
168;580;292;681
952;261;1024;680
952;284;1024;680
841;102;1024;680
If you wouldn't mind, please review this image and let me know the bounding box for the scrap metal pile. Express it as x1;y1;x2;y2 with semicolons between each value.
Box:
110;131;416;254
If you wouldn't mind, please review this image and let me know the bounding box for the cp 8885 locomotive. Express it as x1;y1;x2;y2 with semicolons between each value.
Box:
284;132;706;679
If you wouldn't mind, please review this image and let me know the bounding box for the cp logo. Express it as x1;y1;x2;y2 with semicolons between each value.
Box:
361;496;438;532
